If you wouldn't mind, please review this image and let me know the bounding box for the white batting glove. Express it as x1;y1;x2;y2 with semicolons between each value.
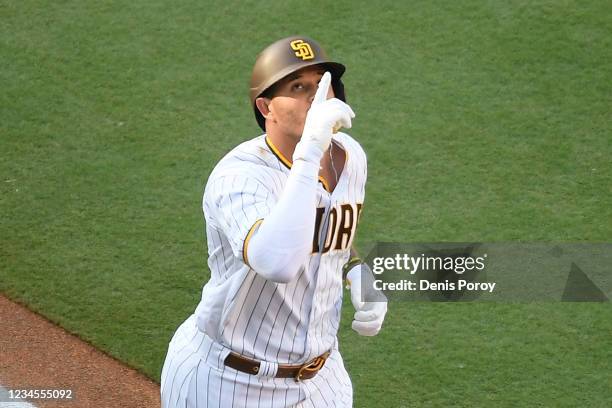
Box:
293;72;355;164
346;263;388;336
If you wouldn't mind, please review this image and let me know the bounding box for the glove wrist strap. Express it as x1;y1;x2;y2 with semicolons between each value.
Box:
342;256;363;281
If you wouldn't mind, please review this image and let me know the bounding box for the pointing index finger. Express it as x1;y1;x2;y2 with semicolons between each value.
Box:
312;71;331;105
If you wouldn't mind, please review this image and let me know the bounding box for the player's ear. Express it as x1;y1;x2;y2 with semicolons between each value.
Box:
255;97;273;120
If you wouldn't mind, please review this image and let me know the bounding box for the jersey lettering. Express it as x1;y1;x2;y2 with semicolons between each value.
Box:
313;203;363;253
321;207;338;252
312;207;326;253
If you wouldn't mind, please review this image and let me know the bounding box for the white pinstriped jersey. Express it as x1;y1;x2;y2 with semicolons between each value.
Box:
194;132;367;365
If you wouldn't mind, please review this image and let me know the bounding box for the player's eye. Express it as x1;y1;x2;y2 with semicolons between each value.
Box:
292;83;305;92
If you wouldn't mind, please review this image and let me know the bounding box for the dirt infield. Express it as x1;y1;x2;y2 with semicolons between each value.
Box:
0;294;160;408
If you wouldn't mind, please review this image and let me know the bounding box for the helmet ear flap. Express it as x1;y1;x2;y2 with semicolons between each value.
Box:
332;78;346;103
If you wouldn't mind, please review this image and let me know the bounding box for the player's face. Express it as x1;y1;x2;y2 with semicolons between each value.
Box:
266;66;335;141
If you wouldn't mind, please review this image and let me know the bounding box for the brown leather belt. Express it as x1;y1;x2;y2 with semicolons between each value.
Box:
224;351;331;382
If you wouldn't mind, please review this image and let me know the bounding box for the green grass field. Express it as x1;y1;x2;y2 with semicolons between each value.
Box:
1;1;611;406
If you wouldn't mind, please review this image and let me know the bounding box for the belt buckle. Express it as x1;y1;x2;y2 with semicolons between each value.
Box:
295;352;330;382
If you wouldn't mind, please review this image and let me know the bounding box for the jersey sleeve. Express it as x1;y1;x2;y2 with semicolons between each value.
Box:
204;172;276;264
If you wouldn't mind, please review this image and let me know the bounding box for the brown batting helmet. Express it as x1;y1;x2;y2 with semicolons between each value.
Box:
250;36;346;131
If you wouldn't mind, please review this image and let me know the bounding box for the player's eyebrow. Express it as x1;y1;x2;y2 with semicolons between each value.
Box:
285;73;302;82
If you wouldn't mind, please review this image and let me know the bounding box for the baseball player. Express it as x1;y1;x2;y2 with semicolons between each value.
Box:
161;36;387;408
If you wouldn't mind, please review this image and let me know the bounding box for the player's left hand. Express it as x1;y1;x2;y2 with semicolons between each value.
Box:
352;301;387;336
346;264;387;336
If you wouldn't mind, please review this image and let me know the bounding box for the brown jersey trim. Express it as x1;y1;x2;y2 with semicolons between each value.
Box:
242;219;264;267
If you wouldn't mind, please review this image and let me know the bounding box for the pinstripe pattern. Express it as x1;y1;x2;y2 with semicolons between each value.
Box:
162;133;366;407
